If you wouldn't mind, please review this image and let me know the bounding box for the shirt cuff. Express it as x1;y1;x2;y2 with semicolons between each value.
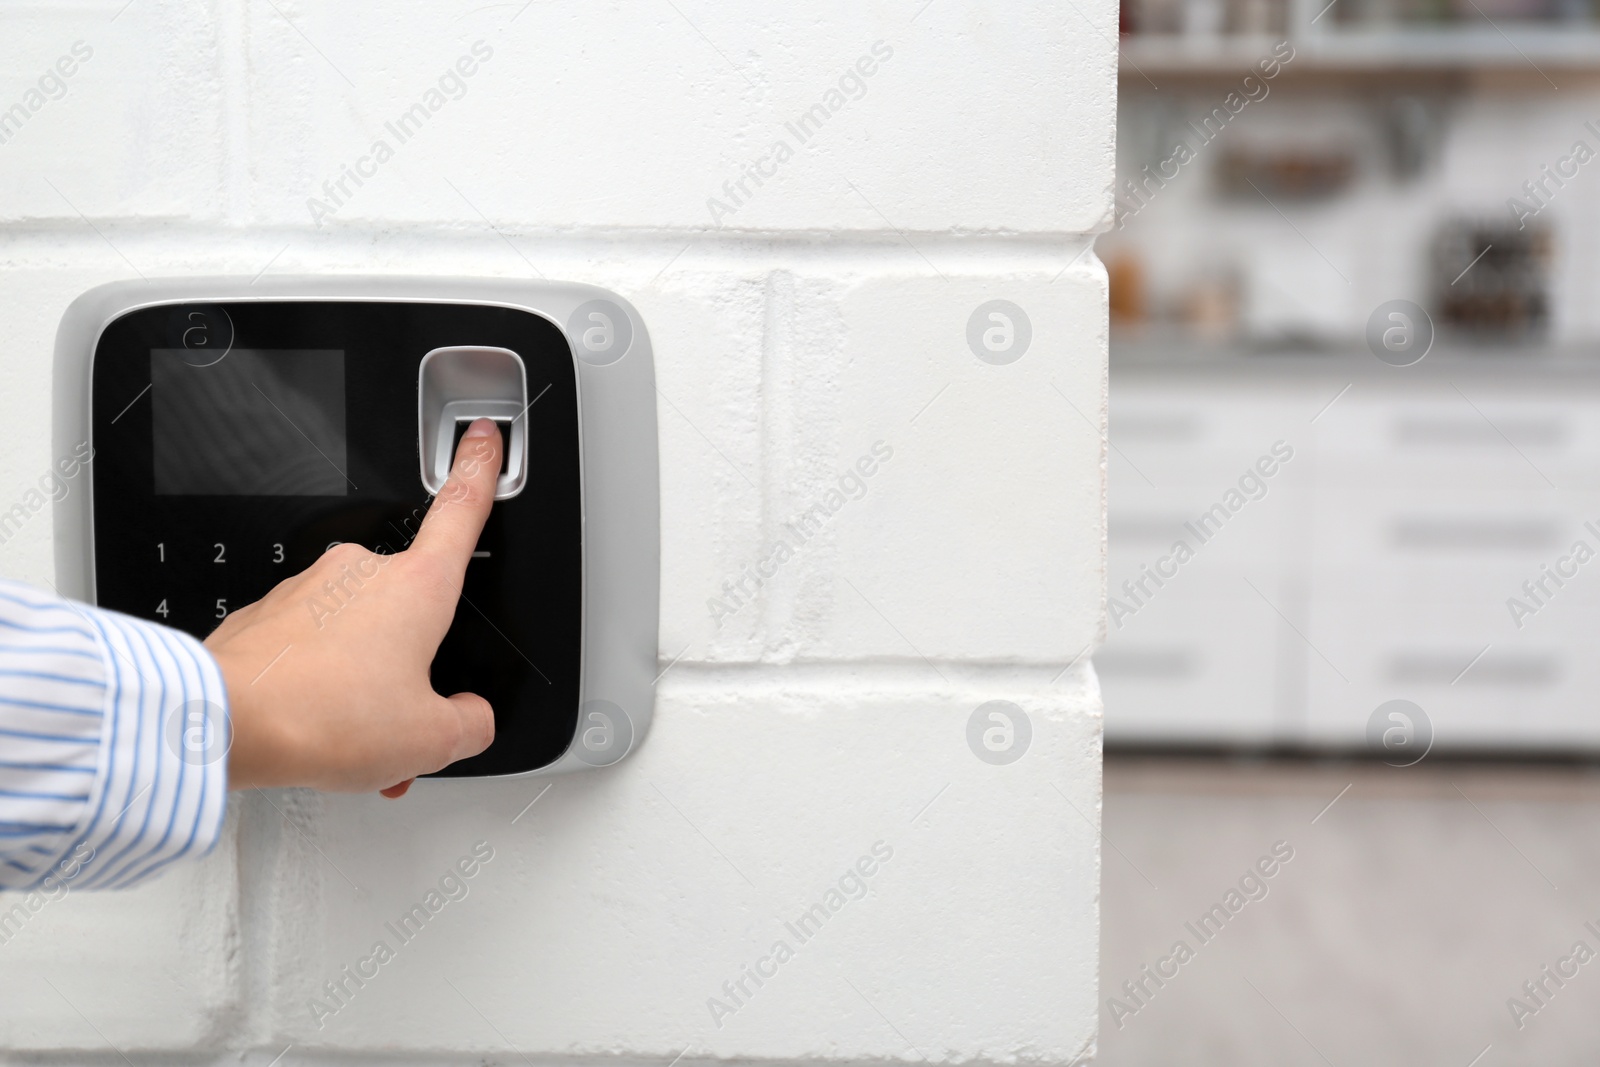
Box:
68;605;231;890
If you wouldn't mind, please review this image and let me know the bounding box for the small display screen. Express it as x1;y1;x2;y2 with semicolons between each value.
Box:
150;348;349;496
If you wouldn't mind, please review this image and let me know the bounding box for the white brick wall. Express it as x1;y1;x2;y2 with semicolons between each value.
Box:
0;1;1112;1061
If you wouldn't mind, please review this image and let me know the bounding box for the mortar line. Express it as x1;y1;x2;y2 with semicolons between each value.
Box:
0;223;1100;259
757;269;796;649
219;0;252;225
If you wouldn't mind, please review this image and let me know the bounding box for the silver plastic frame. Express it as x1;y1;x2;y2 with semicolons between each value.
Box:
52;276;659;777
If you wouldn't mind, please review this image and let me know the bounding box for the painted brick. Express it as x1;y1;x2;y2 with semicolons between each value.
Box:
0;827;239;1050
0;1;227;222
240;1;1116;235
751;261;1109;664
0;254;153;584
261;669;1101;1063
630;264;771;663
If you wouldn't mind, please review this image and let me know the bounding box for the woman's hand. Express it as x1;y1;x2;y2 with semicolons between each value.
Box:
207;418;503;796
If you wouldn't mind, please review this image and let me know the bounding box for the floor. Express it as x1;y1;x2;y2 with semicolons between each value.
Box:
1097;754;1600;1066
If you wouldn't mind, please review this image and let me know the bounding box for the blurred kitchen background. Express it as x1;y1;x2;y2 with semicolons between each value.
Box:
1097;0;1600;1060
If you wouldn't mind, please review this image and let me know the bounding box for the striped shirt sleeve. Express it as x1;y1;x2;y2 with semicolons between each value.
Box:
0;579;229;892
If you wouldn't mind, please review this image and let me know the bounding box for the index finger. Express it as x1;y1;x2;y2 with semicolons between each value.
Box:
409;418;501;574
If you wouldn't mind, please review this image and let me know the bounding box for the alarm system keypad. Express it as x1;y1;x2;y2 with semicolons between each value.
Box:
91;300;584;777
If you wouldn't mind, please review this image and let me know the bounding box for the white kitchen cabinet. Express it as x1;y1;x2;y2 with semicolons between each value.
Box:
1105;349;1600;753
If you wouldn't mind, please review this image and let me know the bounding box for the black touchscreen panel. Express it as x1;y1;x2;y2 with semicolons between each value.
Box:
90;301;582;777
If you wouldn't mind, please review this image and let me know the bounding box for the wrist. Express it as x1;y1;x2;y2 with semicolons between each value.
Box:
214;646;285;790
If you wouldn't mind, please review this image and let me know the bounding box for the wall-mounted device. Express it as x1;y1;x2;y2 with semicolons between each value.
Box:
53;277;659;778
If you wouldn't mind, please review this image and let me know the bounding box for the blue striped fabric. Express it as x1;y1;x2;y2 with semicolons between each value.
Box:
0;580;229;891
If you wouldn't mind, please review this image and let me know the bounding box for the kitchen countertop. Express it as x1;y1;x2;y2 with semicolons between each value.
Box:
1111;337;1600;385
